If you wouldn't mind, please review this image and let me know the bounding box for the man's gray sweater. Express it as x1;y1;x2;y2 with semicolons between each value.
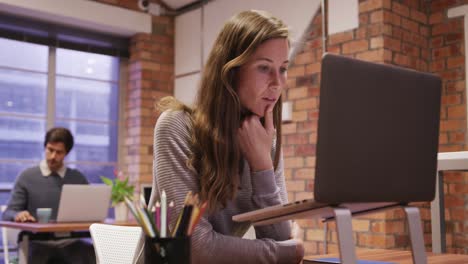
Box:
2;166;88;221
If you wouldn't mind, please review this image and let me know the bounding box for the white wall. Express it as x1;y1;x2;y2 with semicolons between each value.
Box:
328;0;359;35
0;0;151;36
174;0;322;106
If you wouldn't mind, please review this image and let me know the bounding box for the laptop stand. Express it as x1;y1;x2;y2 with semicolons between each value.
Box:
311;206;427;264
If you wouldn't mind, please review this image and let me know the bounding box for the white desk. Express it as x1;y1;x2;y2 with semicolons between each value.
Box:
431;151;468;253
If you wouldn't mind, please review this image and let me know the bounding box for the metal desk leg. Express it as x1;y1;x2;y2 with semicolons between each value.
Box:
430;171;446;253
313;208;357;264
18;233;28;264
335;208;357;264
404;207;427;264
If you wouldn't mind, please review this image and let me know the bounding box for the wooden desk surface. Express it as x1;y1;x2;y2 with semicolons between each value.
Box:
304;249;468;264
0;219;136;233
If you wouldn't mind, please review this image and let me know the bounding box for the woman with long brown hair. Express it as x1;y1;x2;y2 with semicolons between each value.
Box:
150;10;303;263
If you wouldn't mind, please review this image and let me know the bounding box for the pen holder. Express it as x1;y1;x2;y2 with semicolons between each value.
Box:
144;236;191;264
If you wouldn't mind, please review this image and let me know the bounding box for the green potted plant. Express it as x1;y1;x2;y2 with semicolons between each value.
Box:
101;174;134;222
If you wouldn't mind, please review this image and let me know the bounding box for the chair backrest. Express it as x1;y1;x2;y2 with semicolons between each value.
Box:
1;205;20;264
90;223;143;264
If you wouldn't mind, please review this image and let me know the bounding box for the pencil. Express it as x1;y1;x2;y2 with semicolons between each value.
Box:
189;201;207;236
155;201;161;231
161;190;167;237
172;192;192;237
175;195;194;237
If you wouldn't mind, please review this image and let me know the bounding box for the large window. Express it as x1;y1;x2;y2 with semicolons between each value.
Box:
0;37;121;204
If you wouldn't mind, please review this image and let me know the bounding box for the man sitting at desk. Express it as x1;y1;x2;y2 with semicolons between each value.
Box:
2;127;95;264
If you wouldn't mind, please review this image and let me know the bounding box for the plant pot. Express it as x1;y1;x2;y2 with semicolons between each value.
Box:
114;202;128;222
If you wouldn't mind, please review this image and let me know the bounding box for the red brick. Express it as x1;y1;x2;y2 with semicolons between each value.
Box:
295;145;316;156
411;9;427;24
446;81;465;93
327;45;341;54
444;171;465;183
292;111;308;121
442;93;463;105
284;157;304;168
449;207;466;221
294;168;315;180
371;220;406;234
356;28;367;40
286;134;309;145
392;2;410;17
383;10;401;26
356;49;385;62
447;56;465;69
282;145;294;157
429;12;444;25
432;23;449;36
446;33;464;43
401;17;419;33
328;31;354;45
309;132;317;143
401;0;419;9
408;33;428;48
448;131;465;144
439;70;464;81
370;36;384;49
305;63;321;75
431;36;444;48
394;53;410;66
358;233;395;248
430;0;457;13
306;39;322;51
295;51;315;65
370;10;384;23
433;45;460;59
430;59;445;72
402;43;420;57
286;180;306;192
342;39;369;54
360;13;370;25
418;26;429;38
297;121;318;133
288;87;309;100
384;36;401;52
288;66;305;77
440;119;465;131
439;132;448;144
447;105;466;119
360;0;384;12
282;123;297;134
295;98;318;110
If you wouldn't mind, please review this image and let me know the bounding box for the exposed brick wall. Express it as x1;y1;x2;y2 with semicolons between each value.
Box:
127;23;174;187
429;0;468;254
94;1;174;193
285;0;467;256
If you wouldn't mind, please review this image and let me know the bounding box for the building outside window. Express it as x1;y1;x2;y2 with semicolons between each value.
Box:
0;37;121;205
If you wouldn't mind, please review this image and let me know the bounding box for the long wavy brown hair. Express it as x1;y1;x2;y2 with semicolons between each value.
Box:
159;10;289;211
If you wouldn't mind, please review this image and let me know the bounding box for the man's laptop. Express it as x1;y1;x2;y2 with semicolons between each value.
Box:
233;53;442;225
56;184;111;222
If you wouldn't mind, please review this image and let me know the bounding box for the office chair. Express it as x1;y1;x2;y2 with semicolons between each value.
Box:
90;223;142;264
1;205;20;264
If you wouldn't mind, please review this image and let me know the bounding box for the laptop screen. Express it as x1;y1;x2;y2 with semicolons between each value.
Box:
56;184;111;222
314;53;442;204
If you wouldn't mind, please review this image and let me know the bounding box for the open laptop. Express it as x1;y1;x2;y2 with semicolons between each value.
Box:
233;53;442;225
56;184;112;222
